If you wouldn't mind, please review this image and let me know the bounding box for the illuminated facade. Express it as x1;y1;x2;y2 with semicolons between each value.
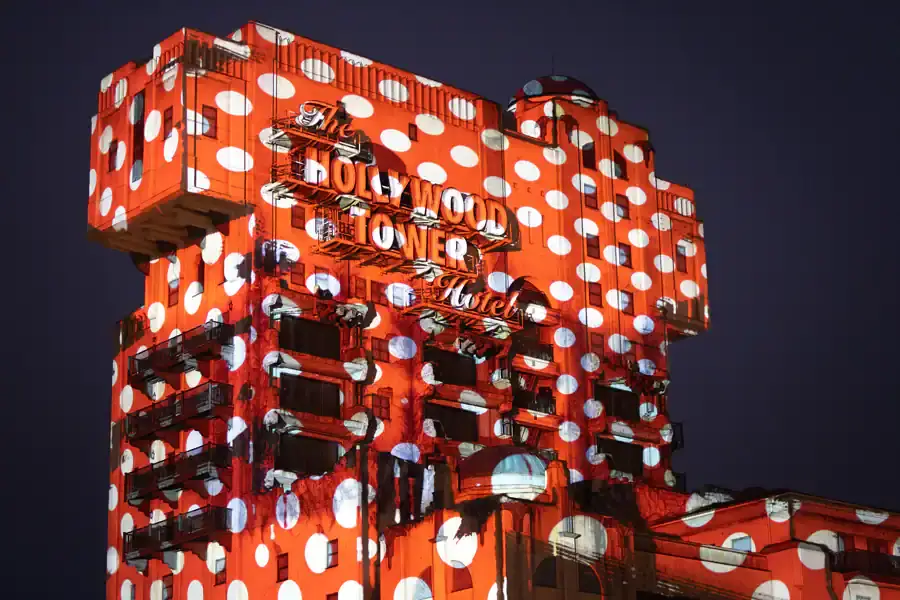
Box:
93;21;899;600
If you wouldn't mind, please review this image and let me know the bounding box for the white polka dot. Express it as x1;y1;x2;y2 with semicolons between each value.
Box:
578;308;603;328
215;90;252;116
799;530;841;570
765;497;801;523
416;75;442;87
99;187;113;217
484;176;511;198
543;147;567;165
623;144;644;163
216;147;253;172
228;336;246;371
481;129;508;151
651;212;672;231
435;517;478;567
572;173;597;196
417;162;447;184
380;129;411;152
143;110;161;142
278;580;302;600
448;97;476;120
606;289;631;311
628;229;650;248
301;58;335;83
680;280;700;298
394;577;433;600
554;328;576;348
227;498;248;533
649;171;670;190
487;272;512;293
514;160;541;181
147;302;166;333
581;353;601;372
516;206;542;227
415;113;443;135
752;580;790;600
600;202;622;222
107;546;119;574
598;159;619;180
186;168;210;193
633;315;655;335
99;125;114;154
119;385;133;412
611;421;634;442
558;421;581;442
385;282;415;307
388;336;417;360
574;218;599;237
545;190;569;210
258;73;295;98
341;94;374;118
256;24;295;44
276;493;301;529
108;484;118;511
842;577;880;600
556;374;579;395
654;255;675;273
548;281;573;302
643;447;661;467
450;145;479;167
226;580;249;600
520;120;541;137
569;129;594;148
584;399;604;419
856;509;889;525
576;262;601;282
306;273;341;297
202;232;224;265
378;79;409;102
625;186;647;206
548;235;572;255
597;116;619;136
333;478;375;529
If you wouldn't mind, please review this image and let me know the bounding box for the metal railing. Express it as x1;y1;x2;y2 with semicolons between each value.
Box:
513;390;556;415
832;550;900;577
125;444;231;503
511;336;554;363
124;505;230;561
128;320;234;383
124;381;232;441
634;535;769;572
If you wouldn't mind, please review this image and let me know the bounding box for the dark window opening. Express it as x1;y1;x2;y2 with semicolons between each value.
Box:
197;259;205;284
276;553;289;582
108;138;119;172
615;194;630;220
214;558;226;585
372;337;390;362
676;243;688;273
584;183;598;209
618;243;632;268
279;315;340;360
327;539;339;568
534;557;557;588
424;402;478;443
163;107;174;139
167;282;179;307
424;346;476;387
352;276;367;299
371;387;391;420
132;91;145;182
408;123;418;141
582;143;597;171
595;384;640;421
613;151;628;180
202;105;218;139
577;563;602;594
596;436;643;475
290;262;306;287
280;373;341;419
589;333;604;355
275;433;342;475
621;290;635;315
586;234;600;258
370;281;387;305
291;205;305;229
588;283;603;307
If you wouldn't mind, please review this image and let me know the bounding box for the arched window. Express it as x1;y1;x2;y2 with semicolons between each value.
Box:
533;556;557;588
577;562;602;595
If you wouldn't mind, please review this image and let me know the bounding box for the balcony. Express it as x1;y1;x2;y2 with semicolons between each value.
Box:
124;505;231;571
657;296;707;334
125;444;232;508
124;381;233;447
128;321;234;387
274;434;345;478
510;336;558;376
280;374;342;419
513;389;556;415
832;551;900;579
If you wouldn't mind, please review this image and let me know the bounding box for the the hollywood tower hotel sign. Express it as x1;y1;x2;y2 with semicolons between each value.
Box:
291;100;512;275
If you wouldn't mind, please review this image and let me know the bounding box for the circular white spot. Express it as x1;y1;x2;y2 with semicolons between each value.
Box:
163;130;179;162
119;385;133;412
448;97;476;120
598;159;619;180
435;517;478;567
340;94;374;119
306;273;341;297
147;302;166;333
278;580;302;600
654;255;675;273
608;334;632;355
649;171;670;190
856;509;888;525
516;206;542;227
543;147;567;165
623;144;644;163
99;187;113;217
549;281;573;302
393;578;432;600
584;399;604;419
680;280;701;298
842;576;880;600
581;353;601;372
556;374;578;395
651;212;672;231
216;147;254;172
450;145;479;167
380;129;411;152
491;453;547;501
276;493;301;529
550;515;607;557
520;120;541;137
548;235;571;255
378;79;409;102
417;162;447;184
799;530;841;570
385;283;414;307
388;336;417;360
643;447;661;467
576;263;601;283
600;202;622;222
625;186;647;205
258;73;296;99
107;546;119;574
572;173;597;196
487;272;512;293
554;328;576;348
633;315;655;335
574;218;599;237
752;580;791;600
559;421;581;442
226;581;249;600
301;58;335;83
215;90;252;116
514;160;540;181
545;190;569;210
333;479;375;528
597;116;619;135
481;129;508;151
569;129;594;148
629;229;650;249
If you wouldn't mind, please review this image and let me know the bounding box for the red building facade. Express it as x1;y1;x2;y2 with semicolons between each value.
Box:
92;21;899;600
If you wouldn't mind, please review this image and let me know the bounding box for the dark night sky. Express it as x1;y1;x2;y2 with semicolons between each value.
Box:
2;1;898;596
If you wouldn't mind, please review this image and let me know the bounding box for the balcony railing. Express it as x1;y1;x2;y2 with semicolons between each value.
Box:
125;444;232;505
832;550;900;578
511;336;554;362
513;389;556;415
124;381;233;442
128;321;234;386
124;505;230;563
634;534;769;572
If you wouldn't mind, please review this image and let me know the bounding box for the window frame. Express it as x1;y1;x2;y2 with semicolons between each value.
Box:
588;283;604;307
372;337;390;362
202;104;218;139
370;281;387;305
614;194;630;220
586;234;600;258
408;122;418;141
108;138;119;173
290;205;305;229
276;553;289;582
326;539;339;568
351;275;367;300
163;106;174;140
675;242;689;273
167;281;179;307
617;242;632;268
621;290;635;315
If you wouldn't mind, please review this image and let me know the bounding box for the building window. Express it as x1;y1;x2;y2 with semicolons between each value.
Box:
352;276;367;299
311;268;333;298
291;205;305;229
371;280;386;304
589;333;604;355
730;536;753;552
372;337;390;362
215;557;226;585
132;91;145;183
586;235;600;258
327;539;339;568
108;138;118;172
534;557;557;588
621;290;634;315
168;281;179;307
163;107;174;139
276;553;289;582
615;194;630;220
197;259;205;285
584;181;598;208
202;105;218;138
372;387;391;420
588;283;603;307
613;150;628;180
617;243;632;268
290;262;306;287
582;143;596;170
675;242;689;273
162;575;173;600
326;594;338;600
408;123;418;141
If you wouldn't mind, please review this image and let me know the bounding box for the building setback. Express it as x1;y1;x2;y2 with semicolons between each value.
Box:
92;21;900;600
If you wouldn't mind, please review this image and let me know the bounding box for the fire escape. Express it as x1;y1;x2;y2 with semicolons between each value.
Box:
128;320;235;389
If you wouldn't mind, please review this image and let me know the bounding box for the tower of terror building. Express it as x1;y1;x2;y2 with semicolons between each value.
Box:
93;22;899;600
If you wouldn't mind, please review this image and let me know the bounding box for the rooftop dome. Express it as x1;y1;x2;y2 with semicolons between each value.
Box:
508;75;600;111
